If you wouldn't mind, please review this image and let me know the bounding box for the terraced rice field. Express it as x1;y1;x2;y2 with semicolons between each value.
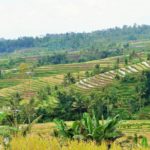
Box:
76;61;150;91
119;120;150;141
0;54;147;98
0;79;22;89
0;75;63;99
34;56;125;77
0;56;120;99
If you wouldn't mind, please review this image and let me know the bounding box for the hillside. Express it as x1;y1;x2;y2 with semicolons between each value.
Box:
0;25;150;149
0;55;119;99
1;25;150;55
0;33;150;150
75;61;150;90
1;0;150;148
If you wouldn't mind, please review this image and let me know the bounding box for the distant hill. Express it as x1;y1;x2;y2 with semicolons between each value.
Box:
1;24;150;53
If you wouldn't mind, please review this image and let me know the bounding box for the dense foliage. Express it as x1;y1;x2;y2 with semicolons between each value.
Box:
1;70;149;123
1;24;150;53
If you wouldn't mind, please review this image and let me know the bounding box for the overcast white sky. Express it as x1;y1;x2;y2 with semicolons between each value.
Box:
0;0;150;39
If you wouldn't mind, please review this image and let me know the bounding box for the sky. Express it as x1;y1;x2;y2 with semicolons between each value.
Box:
0;0;150;39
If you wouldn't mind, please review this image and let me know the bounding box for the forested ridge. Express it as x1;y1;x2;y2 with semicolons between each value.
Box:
1;24;150;53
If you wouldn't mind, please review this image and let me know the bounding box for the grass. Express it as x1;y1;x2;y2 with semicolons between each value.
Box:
5;120;150;150
7;134;150;150
8;135;123;150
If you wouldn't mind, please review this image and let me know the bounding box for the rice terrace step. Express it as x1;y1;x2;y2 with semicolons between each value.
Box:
76;61;150;90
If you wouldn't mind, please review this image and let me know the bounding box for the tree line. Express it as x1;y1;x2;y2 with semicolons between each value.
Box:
1;24;150;53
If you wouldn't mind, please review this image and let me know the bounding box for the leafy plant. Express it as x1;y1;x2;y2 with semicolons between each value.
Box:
141;136;149;148
54;112;122;143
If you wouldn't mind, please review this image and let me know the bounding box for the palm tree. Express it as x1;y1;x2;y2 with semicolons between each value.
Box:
64;72;76;86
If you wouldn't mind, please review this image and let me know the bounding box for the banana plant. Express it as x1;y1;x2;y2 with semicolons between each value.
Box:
54;112;122;143
101;115;122;140
54;119;73;138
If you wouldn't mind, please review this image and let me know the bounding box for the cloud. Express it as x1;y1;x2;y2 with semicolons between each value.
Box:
0;0;150;38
